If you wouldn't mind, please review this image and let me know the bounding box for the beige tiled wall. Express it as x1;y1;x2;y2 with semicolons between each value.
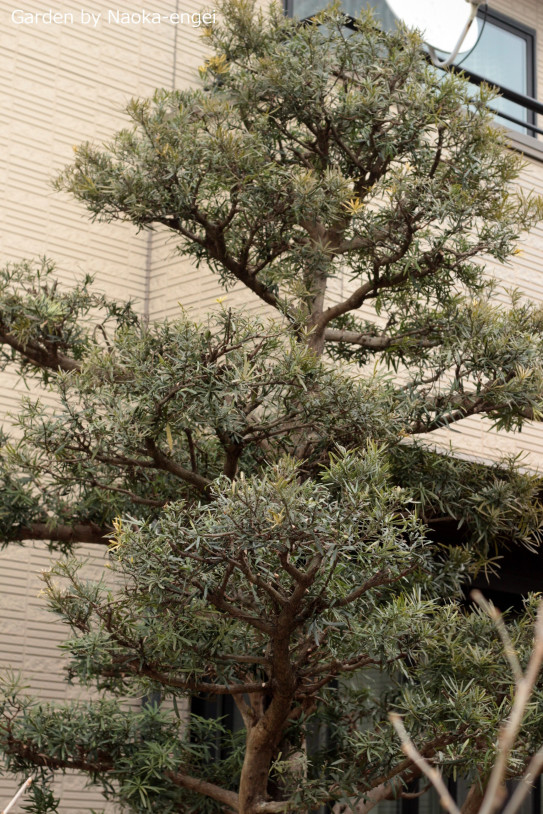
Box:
0;0;212;301
0;542;118;811
0;1;210;809
423;146;543;469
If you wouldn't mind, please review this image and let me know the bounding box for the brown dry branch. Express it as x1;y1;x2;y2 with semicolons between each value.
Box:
391;596;543;814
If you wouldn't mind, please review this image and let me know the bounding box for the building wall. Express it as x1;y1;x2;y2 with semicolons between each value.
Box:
2;1;543;811
0;543;117;810
0;1;209;809
414;147;543;470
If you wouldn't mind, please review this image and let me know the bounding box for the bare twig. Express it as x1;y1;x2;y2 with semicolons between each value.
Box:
501;746;543;814
389;600;543;814
389;713;461;814
471;590;523;682
2;777;33;814
331;781;397;814
477;602;543;814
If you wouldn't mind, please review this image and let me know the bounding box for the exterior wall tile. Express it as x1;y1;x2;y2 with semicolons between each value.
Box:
0;2;210;809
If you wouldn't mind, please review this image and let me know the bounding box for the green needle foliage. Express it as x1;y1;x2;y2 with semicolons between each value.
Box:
3;2;543;812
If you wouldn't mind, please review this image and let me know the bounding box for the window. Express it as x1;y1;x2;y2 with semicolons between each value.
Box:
285;2;537;137
448;8;536;136
286;0;393;28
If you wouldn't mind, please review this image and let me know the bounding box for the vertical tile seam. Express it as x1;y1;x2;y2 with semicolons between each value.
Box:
172;0;180;93
144;231;152;324
145;0;180;321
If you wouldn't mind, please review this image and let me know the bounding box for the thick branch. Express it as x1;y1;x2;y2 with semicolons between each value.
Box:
332;567;415;609
145;438;212;494
3;732;113;774
162;217;281;312
408;386;542;435
324;328;436;350
0;328;81;373
167;771;240;811
107;659;270;696
318;280;375;329
207;589;274;633
9;522;110;546
317;250;453;332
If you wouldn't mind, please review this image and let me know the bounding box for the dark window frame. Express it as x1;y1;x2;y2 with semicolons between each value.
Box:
469;6;537;134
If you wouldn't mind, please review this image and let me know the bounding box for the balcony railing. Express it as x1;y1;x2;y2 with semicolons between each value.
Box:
448;64;543;138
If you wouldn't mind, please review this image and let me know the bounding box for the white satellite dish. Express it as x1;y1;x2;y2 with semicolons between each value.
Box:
384;0;483;67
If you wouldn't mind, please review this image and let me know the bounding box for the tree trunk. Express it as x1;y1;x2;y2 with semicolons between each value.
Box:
461;781;487;814
332;781;395;814
238;629;297;813
305;263;328;358
306;326;326;357
238;719;278;814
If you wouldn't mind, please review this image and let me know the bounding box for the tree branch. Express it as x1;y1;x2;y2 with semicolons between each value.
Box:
390;714;461;814
163;217;281;313
408;384;542;435
9;522;110;546
106;659;270;696
331;567;416;609
478;601;543;814
91;479;167;507
317;249;453;333
166;771;239;811
0;328;81;373
332;781;397;814
145;438;212;494
207;589;275;633
3;731;113;774
323;328;436;350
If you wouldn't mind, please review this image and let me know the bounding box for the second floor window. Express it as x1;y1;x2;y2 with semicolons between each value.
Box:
443;8;536;136
286;2;537;137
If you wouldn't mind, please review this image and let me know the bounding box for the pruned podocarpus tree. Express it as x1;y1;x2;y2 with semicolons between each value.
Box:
3;2;543;812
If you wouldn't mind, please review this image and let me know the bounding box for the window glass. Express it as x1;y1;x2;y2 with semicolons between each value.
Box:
290;0;392;27
448;16;530;133
288;1;534;135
